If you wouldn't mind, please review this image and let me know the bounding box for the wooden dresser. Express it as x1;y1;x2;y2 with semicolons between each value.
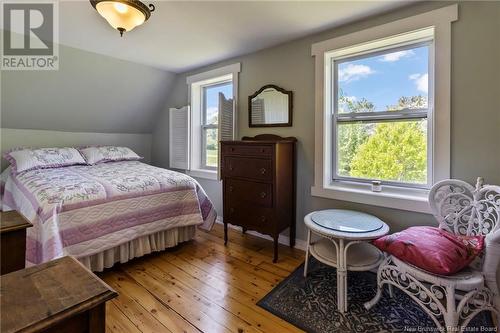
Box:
221;134;296;262
1;211;32;275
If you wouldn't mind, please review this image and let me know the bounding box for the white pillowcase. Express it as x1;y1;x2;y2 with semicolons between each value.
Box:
4;147;87;174
79;146;142;165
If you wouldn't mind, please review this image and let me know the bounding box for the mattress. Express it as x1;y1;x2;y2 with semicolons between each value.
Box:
1;160;216;266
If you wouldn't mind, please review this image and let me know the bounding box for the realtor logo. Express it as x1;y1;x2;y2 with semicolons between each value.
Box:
1;1;59;70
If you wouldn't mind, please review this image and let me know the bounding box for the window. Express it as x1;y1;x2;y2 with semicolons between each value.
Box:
186;63;240;180
311;5;457;213
201;81;233;169
333;41;432;188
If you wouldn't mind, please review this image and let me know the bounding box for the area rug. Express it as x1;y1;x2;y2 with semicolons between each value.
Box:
257;258;496;332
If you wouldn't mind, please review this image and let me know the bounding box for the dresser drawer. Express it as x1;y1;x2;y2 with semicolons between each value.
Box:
223;156;273;181
222;144;273;157
224;203;275;230
225;178;272;207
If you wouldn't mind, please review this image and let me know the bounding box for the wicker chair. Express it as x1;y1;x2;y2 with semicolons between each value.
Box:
365;178;499;331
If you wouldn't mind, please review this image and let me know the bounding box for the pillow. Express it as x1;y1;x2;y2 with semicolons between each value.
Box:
79;146;142;165
3;147;87;174
372;226;484;275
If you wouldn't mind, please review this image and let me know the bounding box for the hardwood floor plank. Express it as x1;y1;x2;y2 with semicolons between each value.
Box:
103;271;201;333
195;232;299;282
177;245;276;297
210;227;266;253
123;260;260;333
203;250;283;284
106;302;142;333
174;251;269;299
256;262;294;279
209;224;305;261
103;226;305;333
152;254;304;333
195;232;303;271
191;241;298;281
107;276;174;333
188;242;281;286
193;233;300;272
160;253;256;300
123;263;233;333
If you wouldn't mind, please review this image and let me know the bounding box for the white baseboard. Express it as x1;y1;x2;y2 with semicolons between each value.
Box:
215;217;307;251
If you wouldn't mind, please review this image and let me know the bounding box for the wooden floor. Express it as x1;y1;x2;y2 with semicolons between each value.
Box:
100;224;306;333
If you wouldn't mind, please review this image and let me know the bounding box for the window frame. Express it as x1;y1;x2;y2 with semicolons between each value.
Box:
200;80;232;170
311;5;457;213
200;125;218;170
186;63;240;180
331;40;434;189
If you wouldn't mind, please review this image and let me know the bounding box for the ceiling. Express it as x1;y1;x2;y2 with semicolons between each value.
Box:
60;1;413;73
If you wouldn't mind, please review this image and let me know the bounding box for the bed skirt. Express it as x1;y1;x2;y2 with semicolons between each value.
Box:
78;225;196;272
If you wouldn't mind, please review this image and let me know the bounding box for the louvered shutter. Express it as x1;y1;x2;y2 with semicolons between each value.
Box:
218;93;234;179
169;106;190;170
251;98;265;124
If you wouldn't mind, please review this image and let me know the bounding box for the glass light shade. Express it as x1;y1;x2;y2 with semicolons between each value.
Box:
95;1;146;32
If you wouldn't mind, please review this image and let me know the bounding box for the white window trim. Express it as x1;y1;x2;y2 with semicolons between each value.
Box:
186;63;240;180
311;5;457;214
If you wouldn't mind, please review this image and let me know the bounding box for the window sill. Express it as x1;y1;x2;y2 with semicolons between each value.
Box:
311;181;431;214
188;169;218;181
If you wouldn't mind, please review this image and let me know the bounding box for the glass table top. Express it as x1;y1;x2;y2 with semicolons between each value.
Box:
310;209;383;233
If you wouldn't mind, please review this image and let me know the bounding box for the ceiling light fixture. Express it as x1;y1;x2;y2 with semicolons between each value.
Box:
90;0;155;37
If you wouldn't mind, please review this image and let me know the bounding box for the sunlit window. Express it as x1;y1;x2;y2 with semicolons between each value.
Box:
201;81;232;169
333;42;432;187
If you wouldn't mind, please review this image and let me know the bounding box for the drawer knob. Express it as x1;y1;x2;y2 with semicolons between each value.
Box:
260;168;266;175
230;148;235;152
229;165;234;171
260;191;267;198
229;186;234;192
260;216;266;222
261;148;265;153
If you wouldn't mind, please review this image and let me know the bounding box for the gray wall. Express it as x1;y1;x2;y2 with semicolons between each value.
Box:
1;43;176;134
152;1;500;242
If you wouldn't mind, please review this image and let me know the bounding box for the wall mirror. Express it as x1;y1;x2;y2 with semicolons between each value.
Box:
249;85;292;127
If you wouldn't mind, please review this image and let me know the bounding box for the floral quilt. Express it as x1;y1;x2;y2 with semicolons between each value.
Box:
1;161;216;265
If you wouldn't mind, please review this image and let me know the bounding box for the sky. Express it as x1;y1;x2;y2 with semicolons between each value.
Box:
204;83;232;124
202;46;428;121
337;45;429;112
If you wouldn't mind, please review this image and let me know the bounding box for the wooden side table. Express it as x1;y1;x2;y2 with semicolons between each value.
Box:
1;210;32;275
1;256;118;333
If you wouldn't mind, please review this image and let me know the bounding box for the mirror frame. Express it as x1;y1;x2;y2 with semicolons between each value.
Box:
248;84;293;127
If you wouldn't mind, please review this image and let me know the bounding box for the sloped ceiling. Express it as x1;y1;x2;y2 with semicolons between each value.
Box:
2;1;414;135
60;1;413;72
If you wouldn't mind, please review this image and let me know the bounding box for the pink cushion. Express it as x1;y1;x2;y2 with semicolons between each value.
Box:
373;226;484;275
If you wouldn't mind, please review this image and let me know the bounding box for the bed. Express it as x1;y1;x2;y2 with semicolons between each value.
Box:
1;160;216;271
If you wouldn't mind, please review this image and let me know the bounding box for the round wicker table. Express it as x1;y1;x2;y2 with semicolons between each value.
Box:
304;209;389;313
